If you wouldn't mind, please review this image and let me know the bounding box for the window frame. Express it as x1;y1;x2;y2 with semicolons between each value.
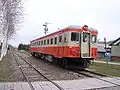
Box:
44;40;46;45
54;37;57;44
91;35;97;43
59;35;62;42
41;41;43;45
51;38;53;44
47;39;49;45
39;41;40;45
71;32;79;41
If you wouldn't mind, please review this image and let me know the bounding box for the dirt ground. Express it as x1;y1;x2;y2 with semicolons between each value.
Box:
0;52;14;82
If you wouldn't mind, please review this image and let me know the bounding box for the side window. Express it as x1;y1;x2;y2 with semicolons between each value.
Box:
71;32;79;41
64;36;67;42
59;35;62;42
51;38;53;44
41;41;43;45
55;37;57;44
39;41;40;45
44;40;46;45
91;35;97;43
47;39;49;44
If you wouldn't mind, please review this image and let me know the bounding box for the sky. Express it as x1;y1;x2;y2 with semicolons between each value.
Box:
9;0;120;46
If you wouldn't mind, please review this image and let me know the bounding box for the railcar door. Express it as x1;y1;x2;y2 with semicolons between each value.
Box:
81;32;91;58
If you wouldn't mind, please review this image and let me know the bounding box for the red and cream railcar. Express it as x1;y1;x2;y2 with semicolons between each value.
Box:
30;25;98;68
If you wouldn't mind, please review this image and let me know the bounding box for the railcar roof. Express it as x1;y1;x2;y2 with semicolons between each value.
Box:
64;25;98;32
31;25;98;42
65;25;81;29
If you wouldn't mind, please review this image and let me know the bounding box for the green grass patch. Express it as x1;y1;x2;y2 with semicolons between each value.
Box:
109;60;120;63
88;62;120;77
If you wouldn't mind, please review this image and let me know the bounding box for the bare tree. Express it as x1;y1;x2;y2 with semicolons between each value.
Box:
0;0;23;60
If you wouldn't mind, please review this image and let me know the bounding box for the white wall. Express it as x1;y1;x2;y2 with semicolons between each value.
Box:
111;46;120;57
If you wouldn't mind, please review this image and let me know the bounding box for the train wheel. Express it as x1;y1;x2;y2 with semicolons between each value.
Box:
31;53;35;57
58;59;67;68
41;54;45;59
38;53;42;59
58;59;63;67
34;53;38;58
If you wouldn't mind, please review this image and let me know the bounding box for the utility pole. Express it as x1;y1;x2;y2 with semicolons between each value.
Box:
104;37;108;65
104;37;107;52
43;22;50;35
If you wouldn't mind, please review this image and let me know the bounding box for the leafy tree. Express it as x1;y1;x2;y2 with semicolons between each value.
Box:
18;44;29;51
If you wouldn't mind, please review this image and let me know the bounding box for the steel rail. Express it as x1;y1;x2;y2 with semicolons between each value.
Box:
84;69;107;77
16;53;64;90
74;70;120;87
12;53;35;90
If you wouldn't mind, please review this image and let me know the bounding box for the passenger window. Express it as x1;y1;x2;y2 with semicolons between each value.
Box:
51;38;53;44
91;35;97;43
71;32;79;41
55;37;57;44
41;41;43;45
64;37;67;42
39;41;40;45
44;40;46;45
47;39;49;44
59;36;62;42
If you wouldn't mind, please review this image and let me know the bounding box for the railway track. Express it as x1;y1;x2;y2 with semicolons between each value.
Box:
12;51;120;89
12;53;64;90
78;69;107;78
71;69;120;87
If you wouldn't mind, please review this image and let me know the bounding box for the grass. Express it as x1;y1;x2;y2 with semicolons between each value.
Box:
109;60;120;63
0;55;13;82
97;58;120;63
88;62;120;77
